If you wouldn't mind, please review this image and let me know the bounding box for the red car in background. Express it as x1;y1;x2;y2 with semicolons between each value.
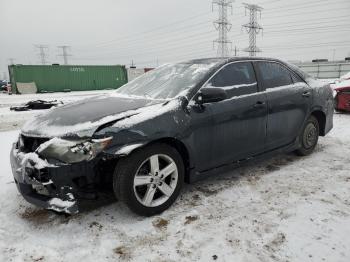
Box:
334;80;350;112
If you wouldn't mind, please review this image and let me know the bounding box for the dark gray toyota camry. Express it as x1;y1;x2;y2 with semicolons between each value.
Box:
10;57;334;216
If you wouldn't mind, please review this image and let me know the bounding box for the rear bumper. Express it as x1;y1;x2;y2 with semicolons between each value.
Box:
10;143;99;214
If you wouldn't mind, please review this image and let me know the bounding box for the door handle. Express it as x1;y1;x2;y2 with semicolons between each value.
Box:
253;101;266;108
302;91;311;98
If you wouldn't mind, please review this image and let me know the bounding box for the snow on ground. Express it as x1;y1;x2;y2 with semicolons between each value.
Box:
0;90;114;131
0;112;349;261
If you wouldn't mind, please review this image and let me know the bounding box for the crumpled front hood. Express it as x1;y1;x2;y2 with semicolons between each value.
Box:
21;94;164;138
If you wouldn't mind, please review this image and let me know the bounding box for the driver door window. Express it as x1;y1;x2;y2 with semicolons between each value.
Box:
208;62;258;97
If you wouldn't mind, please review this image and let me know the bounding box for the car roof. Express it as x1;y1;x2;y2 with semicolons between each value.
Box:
183;56;308;80
186;56;284;65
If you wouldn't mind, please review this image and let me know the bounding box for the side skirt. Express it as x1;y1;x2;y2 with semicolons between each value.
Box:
188;140;300;183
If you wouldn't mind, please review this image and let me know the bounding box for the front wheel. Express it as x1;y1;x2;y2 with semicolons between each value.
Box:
295;115;319;156
113;143;184;216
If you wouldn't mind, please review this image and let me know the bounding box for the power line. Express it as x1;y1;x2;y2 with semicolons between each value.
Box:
78;11;212;49
73;19;349;61
74;39;213;61
242;3;263;56
262;0;349;13
259;6;350;20
82;20;213;50
75;4;348;53
35;45;49;65
78;27;216;55
74;30;216;59
212;0;233;57
261;15;349;29
265;24;350;34
78;15;349;57
57;45;72;65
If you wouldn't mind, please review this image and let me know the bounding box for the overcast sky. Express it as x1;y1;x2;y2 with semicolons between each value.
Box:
1;0;349;79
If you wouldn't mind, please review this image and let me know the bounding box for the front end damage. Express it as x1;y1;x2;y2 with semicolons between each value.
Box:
10;134;115;214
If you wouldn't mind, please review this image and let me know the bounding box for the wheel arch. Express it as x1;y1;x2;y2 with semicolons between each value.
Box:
310;110;326;136
146;137;192;183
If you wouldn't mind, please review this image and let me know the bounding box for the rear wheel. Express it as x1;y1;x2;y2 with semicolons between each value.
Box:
295;115;319;156
113;143;184;216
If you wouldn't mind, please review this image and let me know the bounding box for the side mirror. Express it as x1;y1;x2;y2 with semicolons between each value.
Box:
195;87;228;104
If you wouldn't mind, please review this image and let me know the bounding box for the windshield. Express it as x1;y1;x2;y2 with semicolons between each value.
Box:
116;62;217;99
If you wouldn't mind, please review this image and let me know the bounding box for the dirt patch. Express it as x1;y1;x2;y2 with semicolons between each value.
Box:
266;164;281;172
114;245;131;260
20;208;51;224
270;155;296;168
89;221;103;231
196;186;219;196
152;218;169;229
246;174;261;185
192;194;201;201
264;232;286;253
185;215;199;225
30;255;44;262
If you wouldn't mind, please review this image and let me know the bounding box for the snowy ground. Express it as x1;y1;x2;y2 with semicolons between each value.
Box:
0;92;350;261
0;91;114;131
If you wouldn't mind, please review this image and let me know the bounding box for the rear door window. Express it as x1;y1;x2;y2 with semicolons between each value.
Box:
291;72;304;84
257;62;293;89
208;62;258;97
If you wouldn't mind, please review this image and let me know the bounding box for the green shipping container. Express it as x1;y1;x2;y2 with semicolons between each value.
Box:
8;64;128;93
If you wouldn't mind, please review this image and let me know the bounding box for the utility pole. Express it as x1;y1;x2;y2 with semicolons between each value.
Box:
234;46;238;56
57;45;72;65
35;45;49;65
242;3;263;57
212;0;233;57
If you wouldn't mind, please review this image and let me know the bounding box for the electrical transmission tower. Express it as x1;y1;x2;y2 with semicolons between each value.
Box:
57;45;72;65
242;3;263;56
212;0;233;57
35;45;49;65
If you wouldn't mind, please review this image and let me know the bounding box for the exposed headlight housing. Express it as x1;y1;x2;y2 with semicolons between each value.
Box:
36;137;112;164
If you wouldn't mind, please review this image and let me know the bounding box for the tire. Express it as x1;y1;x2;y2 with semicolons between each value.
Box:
295;115;319;156
113;143;184;216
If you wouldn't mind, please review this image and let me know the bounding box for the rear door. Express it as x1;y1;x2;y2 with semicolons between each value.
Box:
254;61;311;150
202;61;268;168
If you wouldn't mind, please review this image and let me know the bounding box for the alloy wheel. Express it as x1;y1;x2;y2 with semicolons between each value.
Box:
133;154;178;207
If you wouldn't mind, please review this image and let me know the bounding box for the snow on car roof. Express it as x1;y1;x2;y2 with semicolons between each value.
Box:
341;72;350;80
334;79;350;89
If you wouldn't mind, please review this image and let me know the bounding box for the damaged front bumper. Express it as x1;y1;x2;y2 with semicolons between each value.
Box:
10;142;98;214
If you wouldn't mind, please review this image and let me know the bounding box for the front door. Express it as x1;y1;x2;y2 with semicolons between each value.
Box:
200;62;268;169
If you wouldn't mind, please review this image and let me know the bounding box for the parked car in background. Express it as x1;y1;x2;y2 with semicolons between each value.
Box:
334;80;350;112
10;57;334;216
0;80;7;91
340;72;350;81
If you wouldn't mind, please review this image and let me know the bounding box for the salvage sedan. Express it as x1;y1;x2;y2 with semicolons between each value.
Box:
10;57;334;216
